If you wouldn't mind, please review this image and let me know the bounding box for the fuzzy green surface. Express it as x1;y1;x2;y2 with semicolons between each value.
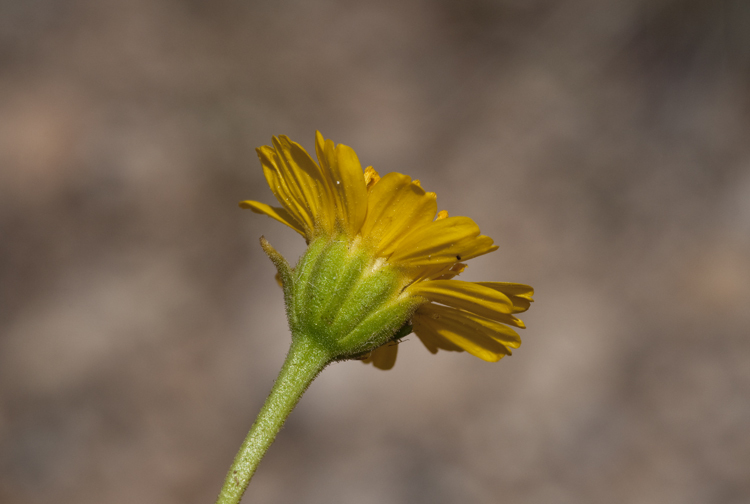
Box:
215;337;330;504
288;236;421;359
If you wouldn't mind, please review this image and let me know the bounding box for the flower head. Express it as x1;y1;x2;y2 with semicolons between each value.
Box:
241;132;533;370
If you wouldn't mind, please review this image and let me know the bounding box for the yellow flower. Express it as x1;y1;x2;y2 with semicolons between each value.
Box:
241;132;533;370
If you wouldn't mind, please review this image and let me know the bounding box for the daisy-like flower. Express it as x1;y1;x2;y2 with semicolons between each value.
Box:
240;132;533;370
215;132;534;504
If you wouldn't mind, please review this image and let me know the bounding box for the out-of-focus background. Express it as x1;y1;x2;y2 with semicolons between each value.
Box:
1;1;749;503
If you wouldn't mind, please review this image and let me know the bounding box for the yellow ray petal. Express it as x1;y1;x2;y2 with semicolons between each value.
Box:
411;262;467;283
432;262;467;280
315;130;328;167
476;282;534;313
360;172;437;255
257;145;314;236
315;132;346;227
408;261;467;284
420;303;521;349
408;280;514;321
408;274;526;327
413;307;509;362
239;200;305;236
476;282;534;299
368;342;398;370
273;135;337;235
504;297;530;314
388;216;497;268
271;137;321;216
364;166;380;189
333;143;368;236
489;312;525;329
315;132;368;237
412;316;464;354
450;235;498;261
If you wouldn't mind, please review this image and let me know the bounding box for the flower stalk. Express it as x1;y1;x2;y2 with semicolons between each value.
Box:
214;337;331;504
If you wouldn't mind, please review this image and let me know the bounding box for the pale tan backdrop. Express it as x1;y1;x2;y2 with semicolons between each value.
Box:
1;1;749;503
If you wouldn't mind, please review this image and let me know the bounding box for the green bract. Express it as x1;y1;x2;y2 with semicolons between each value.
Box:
261;236;422;361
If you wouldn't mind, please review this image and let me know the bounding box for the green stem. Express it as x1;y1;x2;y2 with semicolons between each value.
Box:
215;337;331;504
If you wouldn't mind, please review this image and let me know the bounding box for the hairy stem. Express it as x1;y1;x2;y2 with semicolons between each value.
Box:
215;337;330;504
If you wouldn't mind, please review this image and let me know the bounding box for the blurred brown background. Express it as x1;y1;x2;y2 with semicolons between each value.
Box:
1;0;749;503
